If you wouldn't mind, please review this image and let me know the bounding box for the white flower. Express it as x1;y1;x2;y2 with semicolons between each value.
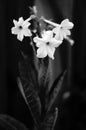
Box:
33;30;62;59
53;19;74;41
42;17;74;41
11;17;32;41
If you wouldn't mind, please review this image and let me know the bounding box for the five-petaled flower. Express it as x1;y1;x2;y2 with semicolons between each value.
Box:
11;17;32;41
52;19;74;41
33;30;62;59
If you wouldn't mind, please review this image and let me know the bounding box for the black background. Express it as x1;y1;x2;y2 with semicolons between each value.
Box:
0;0;86;130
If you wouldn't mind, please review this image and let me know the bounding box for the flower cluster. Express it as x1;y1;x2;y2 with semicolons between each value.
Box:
11;6;74;59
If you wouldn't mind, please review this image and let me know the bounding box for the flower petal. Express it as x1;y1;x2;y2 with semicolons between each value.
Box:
17;32;24;41
42;30;53;41
50;38;62;48
60;29;71;39
47;46;55;59
23;29;32;37
33;37;45;47
13;20;18;26
56;30;64;41
11;27;20;34
61;29;67;39
63;29;71;36
53;27;60;38
61;19;74;29
23;21;31;28
37;46;47;58
18;17;24;24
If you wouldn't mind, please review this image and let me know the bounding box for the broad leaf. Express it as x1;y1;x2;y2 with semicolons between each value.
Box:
19;52;38;90
40;108;58;130
37;56;50;87
47;70;67;112
18;53;41;127
0;114;28;130
17;78;41;128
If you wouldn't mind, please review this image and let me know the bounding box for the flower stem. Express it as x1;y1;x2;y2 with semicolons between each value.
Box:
41;16;60;27
25;15;36;23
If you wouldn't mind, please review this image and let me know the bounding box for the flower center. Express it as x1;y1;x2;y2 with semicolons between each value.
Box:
53;33;55;37
18;25;23;30
46;42;50;45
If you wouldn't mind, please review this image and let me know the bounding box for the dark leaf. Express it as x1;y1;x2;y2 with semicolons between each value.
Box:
47;70;67;112
40;108;58;130
0;114;28;130
17;78;41;128
19;52;38;90
38;57;50;88
18;52;41;127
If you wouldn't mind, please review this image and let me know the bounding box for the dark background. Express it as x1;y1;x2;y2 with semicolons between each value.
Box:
0;0;86;130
